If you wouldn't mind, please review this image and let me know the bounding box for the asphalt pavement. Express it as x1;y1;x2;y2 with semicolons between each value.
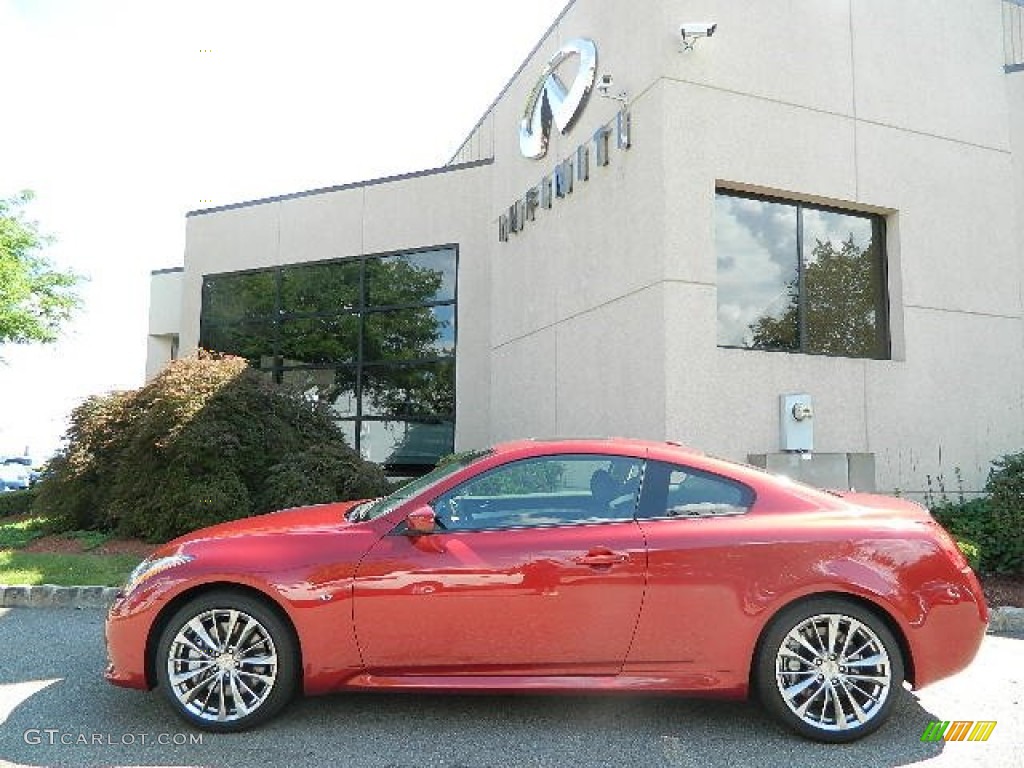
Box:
0;607;1020;768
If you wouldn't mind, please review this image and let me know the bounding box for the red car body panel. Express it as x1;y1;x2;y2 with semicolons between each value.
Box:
105;438;987;700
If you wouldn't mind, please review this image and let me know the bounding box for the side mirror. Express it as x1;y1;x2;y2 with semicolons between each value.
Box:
406;505;439;535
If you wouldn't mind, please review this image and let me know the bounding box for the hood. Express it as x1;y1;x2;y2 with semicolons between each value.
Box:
159;499;367;553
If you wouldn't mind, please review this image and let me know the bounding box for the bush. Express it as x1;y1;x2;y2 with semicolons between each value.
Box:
955;538;981;573
0;488;37;517
33;352;390;541
930;453;1024;574
985;451;1024;573
262;442;388;512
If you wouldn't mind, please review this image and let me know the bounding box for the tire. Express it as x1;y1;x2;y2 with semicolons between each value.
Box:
155;591;298;732
755;597;904;743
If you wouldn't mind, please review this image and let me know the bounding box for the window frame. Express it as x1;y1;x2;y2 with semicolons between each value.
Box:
715;188;891;360
198;244;458;471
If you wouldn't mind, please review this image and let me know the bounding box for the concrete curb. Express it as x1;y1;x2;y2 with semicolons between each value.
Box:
987;606;1024;633
0;584;1022;632
0;584;120;609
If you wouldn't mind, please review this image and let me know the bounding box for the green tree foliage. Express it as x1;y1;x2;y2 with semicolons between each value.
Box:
985;452;1024;572
930;453;1024;574
34;352;390;541
0;191;82;345
201;253;455;419
749;235;883;357
463;460;566;496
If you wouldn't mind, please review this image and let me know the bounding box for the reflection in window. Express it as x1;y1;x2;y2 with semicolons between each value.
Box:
365;249;456;306
432;455;645;530
362;361;455;418
202;272;276;323
202;323;276;369
200;247;457;472
360;420;455;469
280;261;360;314
278;315;359;366
639;461;753;519
280;368;358;419
363;305;455;361
716;196;798;350
715;191;889;359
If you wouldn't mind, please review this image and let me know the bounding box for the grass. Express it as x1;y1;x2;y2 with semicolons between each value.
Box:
62;529;114;550
0;516;49;549
0;515;141;587
0;551;140;587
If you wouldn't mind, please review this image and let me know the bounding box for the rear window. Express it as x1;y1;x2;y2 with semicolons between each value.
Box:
639;461;754;518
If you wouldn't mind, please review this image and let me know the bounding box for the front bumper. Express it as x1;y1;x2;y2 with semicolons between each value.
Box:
104;588;164;690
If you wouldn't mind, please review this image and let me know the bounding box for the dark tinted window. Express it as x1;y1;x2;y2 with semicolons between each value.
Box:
639;461;753;518
280;261;360;314
365;249;456;306
431;455;644;530
716;190;889;359
199;247;457;472
202;272;276;323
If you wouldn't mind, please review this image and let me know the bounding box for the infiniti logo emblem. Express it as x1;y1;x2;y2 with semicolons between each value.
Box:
519;38;597;159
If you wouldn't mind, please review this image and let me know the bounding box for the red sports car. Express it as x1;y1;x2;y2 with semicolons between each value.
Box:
104;439;987;742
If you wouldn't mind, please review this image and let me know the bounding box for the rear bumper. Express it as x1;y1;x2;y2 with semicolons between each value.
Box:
908;568;988;689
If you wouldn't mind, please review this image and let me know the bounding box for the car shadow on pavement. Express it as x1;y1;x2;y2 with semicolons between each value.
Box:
4;685;950;768
0;607;979;768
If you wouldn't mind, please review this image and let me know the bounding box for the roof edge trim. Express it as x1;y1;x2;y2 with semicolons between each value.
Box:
186;158;494;218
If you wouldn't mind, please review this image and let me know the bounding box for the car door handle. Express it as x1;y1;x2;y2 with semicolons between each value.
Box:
574;550;629;567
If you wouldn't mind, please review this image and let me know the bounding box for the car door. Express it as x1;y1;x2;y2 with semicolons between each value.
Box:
352;453;648;676
624;459;758;687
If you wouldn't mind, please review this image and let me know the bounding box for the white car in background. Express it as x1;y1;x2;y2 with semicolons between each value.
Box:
0;458;37;491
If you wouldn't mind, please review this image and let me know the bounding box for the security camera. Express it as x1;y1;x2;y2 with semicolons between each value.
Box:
596;73;628;104
681;22;717;39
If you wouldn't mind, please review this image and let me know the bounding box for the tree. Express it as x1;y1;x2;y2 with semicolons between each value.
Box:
0;191;83;346
33;351;390;541
749;234;884;357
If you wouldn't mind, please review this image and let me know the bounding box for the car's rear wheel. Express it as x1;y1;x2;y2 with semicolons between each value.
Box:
155;591;297;732
755;598;904;743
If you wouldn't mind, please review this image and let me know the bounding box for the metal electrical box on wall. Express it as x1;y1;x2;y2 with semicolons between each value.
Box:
780;394;814;452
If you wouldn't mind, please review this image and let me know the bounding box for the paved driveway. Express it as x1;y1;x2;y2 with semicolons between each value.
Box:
0;607;1020;768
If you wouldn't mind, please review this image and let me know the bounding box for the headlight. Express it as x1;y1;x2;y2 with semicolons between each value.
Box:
123;554;193;594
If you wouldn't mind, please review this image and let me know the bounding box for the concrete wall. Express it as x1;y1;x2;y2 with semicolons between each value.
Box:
179;162;495;451
484;0;671;445
145;269;183;380
160;0;1024;494
660;0;1021;495
481;0;1022;494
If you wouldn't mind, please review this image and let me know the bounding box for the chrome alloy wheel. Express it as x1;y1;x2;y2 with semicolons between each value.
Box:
165;608;279;723
774;612;892;732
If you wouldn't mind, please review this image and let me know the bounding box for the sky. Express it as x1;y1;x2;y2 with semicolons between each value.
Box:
0;0;568;462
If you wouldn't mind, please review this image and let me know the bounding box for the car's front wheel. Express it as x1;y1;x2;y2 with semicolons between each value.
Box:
155;591;298;732
755;598;904;743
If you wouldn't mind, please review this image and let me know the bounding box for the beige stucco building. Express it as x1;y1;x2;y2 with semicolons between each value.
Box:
148;0;1024;496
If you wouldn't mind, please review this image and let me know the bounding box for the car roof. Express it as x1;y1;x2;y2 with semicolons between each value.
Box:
490;437;702;459
484;437;844;510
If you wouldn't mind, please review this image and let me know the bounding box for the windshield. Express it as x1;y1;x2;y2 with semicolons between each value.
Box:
349;449;493;522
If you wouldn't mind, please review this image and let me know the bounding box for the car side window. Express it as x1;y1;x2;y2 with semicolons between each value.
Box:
638;460;754;519
431;454;645;531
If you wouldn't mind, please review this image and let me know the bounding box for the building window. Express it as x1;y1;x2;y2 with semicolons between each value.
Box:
199;246;457;473
715;190;889;359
